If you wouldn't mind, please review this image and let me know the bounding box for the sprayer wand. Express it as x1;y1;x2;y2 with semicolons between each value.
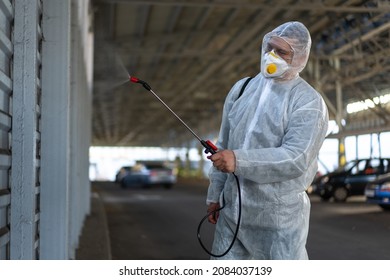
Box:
129;76;218;155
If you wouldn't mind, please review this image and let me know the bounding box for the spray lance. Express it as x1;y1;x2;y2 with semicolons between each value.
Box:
129;75;241;258
129;76;218;155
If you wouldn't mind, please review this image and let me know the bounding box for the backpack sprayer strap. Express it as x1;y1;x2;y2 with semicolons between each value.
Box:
236;76;253;101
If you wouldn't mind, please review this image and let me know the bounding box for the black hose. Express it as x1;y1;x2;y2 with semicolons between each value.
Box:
197;173;241;258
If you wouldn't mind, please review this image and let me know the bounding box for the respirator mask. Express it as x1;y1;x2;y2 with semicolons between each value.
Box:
261;50;290;78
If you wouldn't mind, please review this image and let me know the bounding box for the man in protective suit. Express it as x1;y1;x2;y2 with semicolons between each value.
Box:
206;21;329;259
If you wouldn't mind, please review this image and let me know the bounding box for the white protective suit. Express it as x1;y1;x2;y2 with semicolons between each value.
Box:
206;22;329;259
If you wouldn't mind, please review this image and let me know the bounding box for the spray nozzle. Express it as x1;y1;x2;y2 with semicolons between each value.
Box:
129;76;139;83
129;75;151;91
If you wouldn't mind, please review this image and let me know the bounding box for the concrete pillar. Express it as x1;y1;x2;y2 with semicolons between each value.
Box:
11;0;43;260
40;0;71;259
334;57;346;167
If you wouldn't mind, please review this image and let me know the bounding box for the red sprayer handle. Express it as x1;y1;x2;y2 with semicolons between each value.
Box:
201;140;218;155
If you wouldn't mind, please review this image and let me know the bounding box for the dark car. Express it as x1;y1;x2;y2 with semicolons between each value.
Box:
365;173;390;211
115;166;132;183
117;161;177;189
312;158;390;202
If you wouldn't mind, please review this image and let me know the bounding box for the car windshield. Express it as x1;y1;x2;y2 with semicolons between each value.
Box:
137;161;172;170
336;161;357;172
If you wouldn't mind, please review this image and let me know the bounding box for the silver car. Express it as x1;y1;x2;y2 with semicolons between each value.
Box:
119;162;177;189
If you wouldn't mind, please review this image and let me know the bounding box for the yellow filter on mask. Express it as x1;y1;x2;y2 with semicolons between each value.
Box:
267;63;277;74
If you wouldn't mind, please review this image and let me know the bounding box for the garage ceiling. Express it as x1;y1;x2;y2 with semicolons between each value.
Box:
91;0;390;147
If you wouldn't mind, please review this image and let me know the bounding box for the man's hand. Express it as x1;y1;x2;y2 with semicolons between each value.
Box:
207;202;220;224
207;150;236;173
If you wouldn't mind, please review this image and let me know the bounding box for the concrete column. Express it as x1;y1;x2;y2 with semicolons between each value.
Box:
11;0;42;260
40;0;71;259
334;57;346;167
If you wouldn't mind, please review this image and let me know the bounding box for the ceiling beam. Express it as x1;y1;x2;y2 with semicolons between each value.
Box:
98;0;390;13
333;21;390;55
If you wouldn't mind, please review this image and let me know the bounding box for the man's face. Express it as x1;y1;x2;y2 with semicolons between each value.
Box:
264;37;294;64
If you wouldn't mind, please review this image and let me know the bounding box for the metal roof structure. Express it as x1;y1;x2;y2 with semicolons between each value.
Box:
92;0;390;147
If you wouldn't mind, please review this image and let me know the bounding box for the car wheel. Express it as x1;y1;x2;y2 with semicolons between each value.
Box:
164;184;173;189
319;184;332;201
379;204;390;211
333;187;348;202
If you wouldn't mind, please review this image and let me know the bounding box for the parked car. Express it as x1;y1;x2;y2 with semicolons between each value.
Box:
364;173;390;211
312;158;390;202
116;161;177;189
115;166;132;183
